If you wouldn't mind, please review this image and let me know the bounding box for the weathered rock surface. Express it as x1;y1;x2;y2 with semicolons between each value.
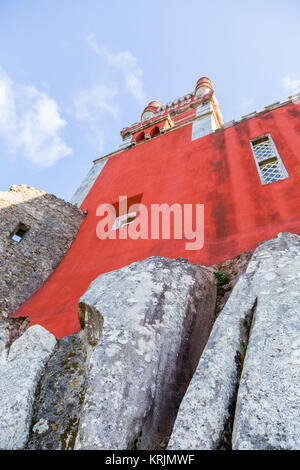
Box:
0;317;29;360
1;231;298;451
210;250;253;315
232;233;300;450
169;233;300;450
0;325;56;450
0;321;9;362
0;317;29;367
0;184;85;318
26;331;87;450
75;256;217;450
167;274;256;450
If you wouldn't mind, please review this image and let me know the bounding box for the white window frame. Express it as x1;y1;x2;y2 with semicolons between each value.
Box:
112;211;138;231
250;133;288;185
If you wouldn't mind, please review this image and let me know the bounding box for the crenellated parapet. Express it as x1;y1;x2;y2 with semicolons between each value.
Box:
119;77;224;149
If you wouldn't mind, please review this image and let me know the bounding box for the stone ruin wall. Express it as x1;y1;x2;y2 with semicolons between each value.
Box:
0;184;85;324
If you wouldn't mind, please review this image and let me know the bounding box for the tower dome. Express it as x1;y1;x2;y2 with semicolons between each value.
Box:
141;101;161;122
194;77;214;97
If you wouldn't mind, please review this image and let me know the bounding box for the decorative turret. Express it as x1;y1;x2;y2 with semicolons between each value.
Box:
141;101;161;122
191;77;223;140
194;77;214;97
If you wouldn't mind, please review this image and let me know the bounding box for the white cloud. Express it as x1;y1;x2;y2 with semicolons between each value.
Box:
86;33;101;55
86;34;145;104
71;35;145;154
282;75;300;95
0;71;16;136
0;68;71;167
73;84;120;152
74;84;119;121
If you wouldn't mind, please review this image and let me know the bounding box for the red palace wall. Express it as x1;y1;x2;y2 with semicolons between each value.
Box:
14;99;300;338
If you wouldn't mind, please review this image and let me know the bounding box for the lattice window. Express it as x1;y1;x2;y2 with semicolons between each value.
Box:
250;134;288;185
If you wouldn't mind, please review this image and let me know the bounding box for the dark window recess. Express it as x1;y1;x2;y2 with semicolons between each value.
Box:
111;193;143;231
10;223;29;243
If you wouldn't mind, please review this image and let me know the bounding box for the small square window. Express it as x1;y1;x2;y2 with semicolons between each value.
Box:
110;193;143;231
10;223;29;243
112;211;137;231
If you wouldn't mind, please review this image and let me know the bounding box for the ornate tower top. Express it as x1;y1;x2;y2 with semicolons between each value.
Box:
194;77;214;96
119;77;224;149
141;101;162;122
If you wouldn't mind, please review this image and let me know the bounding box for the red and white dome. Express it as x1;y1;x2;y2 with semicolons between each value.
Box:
141;101;162;122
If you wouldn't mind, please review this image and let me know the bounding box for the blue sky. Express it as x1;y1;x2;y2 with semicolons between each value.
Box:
0;0;299;201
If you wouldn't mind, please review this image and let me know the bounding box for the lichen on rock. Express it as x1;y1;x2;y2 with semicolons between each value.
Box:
0;325;56;450
169;233;300;450
75;256;217;450
26;331;87;450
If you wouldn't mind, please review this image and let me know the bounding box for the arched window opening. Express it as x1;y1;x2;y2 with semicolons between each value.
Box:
136;132;145;144
150;126;160;138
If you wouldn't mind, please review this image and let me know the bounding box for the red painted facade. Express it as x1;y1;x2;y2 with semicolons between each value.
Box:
14;82;300;338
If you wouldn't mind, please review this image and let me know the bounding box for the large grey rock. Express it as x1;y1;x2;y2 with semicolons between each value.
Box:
168;274;256;450
26;331;87;450
0;325;56;449
75;256;216;450
232;233;300;450
169;232;300;450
